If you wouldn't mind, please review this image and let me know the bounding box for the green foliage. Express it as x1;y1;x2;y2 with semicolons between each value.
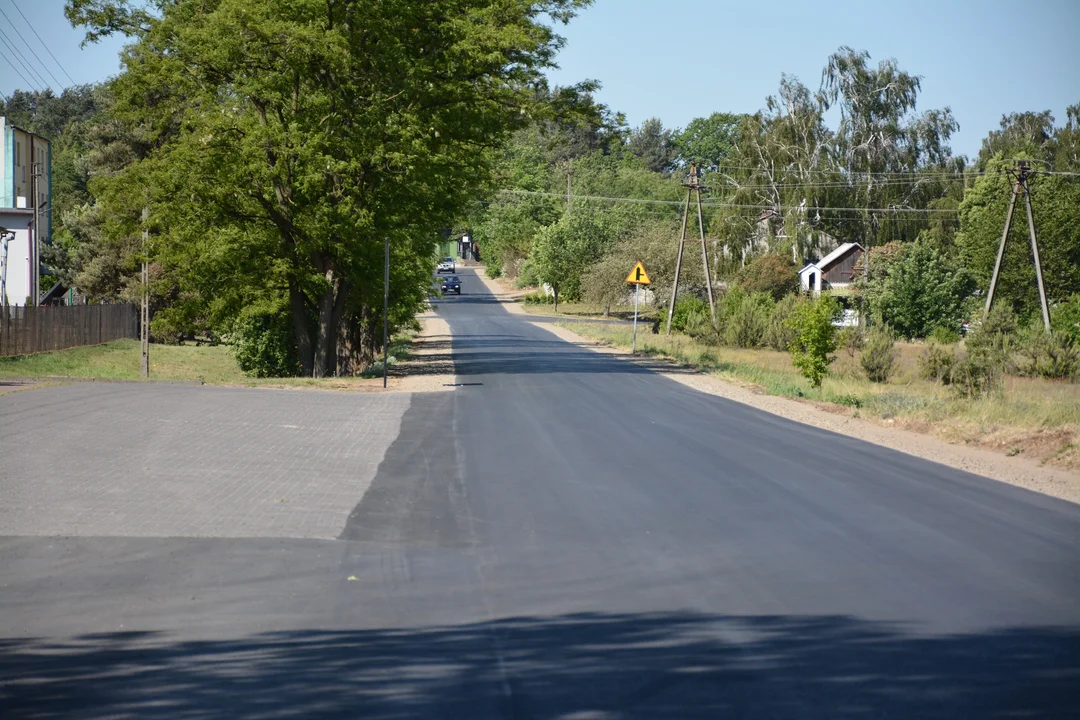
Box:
1016;328;1080;380
967;303;1019;362
951;351;1004;398
582;218;690;309
860;326;897;383
533;210;626;309
875;236;974;339
233;304;299;378
919;344;956;384
724;292;773;348
765;294;802;352
670;296;710;333
956;157;1080;318
674;112;742;169
627;118;678;174
523;291;554;305
736;254;799;301
1052;294;1080;342
838;326;864;358
485;265;502;279
516;258;540;289
786;294;840;388
929;325;961;345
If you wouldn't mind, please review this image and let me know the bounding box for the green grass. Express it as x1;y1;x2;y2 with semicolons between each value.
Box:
0;331;419;386
0;339;247;383
559;321;1080;468
521;300;659;322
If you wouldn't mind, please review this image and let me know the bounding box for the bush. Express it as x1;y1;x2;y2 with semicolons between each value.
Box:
736;254;798;301
838;326;864;358
1051;294;1080;342
516;258;539;289
929;324;960;345
233;303;299;378
786;294;840;388
485;264;502;278
860;326;896;383
765;294;801;352
919;344;956;384
684;307;720;344
670;296;710;333
951;350;1003;398
1017;329;1080;380
724;292;773;348
522;291;553;305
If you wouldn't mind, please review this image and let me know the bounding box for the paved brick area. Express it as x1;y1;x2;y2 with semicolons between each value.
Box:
0;383;410;538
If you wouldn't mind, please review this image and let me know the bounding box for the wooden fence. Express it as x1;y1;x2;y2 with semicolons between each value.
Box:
0;304;138;357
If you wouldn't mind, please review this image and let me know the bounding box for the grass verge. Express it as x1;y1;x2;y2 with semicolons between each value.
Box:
559;321;1080;470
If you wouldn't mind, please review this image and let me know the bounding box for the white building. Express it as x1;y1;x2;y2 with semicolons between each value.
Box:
0;117;51;306
1;208;34;307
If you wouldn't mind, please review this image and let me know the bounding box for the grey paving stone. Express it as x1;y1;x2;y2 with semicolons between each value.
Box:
0;383;410;539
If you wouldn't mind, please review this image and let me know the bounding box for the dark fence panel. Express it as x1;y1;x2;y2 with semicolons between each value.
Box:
0;304;138;357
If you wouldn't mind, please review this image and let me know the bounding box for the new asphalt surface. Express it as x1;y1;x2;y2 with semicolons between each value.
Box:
2;266;1079;718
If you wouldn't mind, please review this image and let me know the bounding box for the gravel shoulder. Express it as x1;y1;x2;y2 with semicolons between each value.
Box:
472;267;1080;504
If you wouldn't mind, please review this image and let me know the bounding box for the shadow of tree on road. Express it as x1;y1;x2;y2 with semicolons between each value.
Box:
2;611;1077;718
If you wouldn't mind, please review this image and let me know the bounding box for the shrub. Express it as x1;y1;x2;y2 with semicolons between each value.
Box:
929;324;960;345
919;344;956;384
765;294;801;352
737;254;798;301
786;294;840;388
1017;329;1080;380
1051;294;1080;342
685;307;720;344
724;292;772;348
838;326;864;358
515;258;539;289
951;350;1003;398
233;303;299;378
522;291;553;305
860;326;896;383
485;264;502;278
670;296;710;333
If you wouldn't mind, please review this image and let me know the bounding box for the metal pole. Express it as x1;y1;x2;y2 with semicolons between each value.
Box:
665;187;692;334
1022;179;1052;331
984;176;1019;316
141;207;149;378
695;184;716;323
383;235;390;389
632;282;640;354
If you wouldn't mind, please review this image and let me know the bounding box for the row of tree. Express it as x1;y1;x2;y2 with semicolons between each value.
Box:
3;8;1078;376
470;48;1079;338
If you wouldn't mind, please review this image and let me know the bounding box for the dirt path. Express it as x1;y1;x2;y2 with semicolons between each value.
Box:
472;267;1080;504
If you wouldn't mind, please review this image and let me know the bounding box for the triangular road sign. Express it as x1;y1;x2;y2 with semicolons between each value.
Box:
626;261;651;285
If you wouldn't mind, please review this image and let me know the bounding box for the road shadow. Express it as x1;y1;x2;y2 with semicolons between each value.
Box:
2;611;1076;718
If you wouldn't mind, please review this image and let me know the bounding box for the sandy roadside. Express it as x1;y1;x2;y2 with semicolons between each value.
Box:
471;266;1080;504
395;310;456;392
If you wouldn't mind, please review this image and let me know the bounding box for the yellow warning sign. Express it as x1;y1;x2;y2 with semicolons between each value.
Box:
625;261;651;285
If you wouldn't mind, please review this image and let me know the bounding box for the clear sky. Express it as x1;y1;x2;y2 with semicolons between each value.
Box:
2;0;1078;160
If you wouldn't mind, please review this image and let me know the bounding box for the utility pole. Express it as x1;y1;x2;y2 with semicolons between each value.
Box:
383;235;390;389
29;154;40;306
141;207;150;378
665;163;716;333
566;160;573;215
984;161;1051;331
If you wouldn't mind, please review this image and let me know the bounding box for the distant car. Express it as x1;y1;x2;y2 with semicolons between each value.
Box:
436;257;455;273
440;275;461;295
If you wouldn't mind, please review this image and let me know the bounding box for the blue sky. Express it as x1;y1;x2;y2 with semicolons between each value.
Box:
2;0;1077;159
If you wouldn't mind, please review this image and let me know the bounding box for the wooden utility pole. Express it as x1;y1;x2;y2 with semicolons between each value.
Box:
984;161;1051;331
566;160;573;214
665;163;716;334
141;207;150;378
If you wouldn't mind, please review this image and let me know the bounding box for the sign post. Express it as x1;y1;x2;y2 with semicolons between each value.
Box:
625;262;651;354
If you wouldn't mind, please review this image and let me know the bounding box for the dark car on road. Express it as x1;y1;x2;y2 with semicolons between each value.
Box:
440;275;462;295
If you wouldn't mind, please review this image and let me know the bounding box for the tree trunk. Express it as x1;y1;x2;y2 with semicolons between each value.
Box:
553;286;559;313
289;280;313;375
313;256;349;378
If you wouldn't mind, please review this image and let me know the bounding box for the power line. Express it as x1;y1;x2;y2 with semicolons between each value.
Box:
8;1;77;86
0;41;42;92
0;33;49;91
0;5;61;89
497;189;961;214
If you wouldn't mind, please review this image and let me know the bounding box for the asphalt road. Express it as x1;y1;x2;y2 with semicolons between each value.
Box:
2;266;1079;718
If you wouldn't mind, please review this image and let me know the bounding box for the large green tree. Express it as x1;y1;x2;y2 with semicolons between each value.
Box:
67;0;591;376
